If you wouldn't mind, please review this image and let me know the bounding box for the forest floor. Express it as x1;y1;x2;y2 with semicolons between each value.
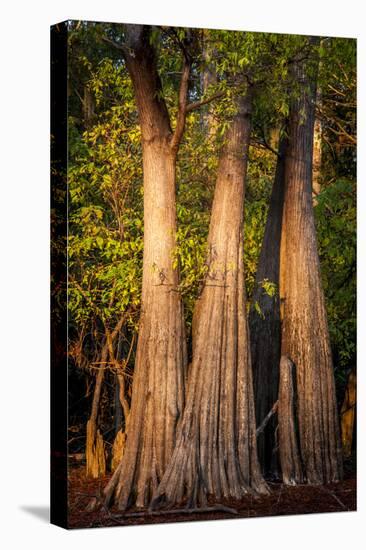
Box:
67;456;356;529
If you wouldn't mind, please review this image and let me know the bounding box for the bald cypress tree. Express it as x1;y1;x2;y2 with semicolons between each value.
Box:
104;25;190;510
249;132;288;475
279;39;343;484
151;92;268;509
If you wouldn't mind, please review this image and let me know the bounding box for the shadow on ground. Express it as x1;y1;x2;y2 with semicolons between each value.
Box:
20;506;49;523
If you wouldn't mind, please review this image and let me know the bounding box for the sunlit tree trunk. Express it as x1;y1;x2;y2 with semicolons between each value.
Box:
151;93;268;510
280;42;343;484
104;25;188;510
249;132;288;475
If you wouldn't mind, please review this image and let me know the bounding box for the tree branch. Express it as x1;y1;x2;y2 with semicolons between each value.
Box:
101;35;127;54
251;137;280;157
185;90;225;113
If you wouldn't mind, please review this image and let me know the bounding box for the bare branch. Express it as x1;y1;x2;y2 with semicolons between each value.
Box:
101;35;127;54
185;90;225;113
251;137;280;158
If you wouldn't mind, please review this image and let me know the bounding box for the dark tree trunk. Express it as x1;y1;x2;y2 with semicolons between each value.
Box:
150;93;268;510
85;315;126;478
85;345;107;479
340;369;356;458
249;133;288;475
278;356;303;485
104;25;188;510
108;334;130;471
200;32;217;140
280;41;343;484
312;42;324;203
82;85;95;127
312;104;322;201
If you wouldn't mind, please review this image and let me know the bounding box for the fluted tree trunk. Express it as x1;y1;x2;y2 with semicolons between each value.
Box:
104;25;189;510
151;92;268;510
280;40;343;484
249;132;288;475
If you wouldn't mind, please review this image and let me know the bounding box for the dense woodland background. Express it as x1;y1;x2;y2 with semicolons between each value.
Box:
51;21;356;521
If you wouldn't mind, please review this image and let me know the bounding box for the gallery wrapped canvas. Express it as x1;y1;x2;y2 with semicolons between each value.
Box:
51;20;356;529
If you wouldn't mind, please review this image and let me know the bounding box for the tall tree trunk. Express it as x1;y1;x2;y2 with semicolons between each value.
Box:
151;92;268;510
249;132;288;475
280;41;343;484
104;25;188;510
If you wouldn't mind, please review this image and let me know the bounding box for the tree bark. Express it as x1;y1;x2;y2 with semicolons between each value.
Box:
280;41;343;484
104;25;188;510
249;132;288;475
111;430;126;472
150;92;268;510
278;356;303;485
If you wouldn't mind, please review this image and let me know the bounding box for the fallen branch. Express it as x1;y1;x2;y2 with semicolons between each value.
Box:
111;505;239;518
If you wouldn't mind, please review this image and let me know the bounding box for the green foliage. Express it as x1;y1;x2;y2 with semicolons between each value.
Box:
260;279;277;298
68;53;143;333
175;109;214;327
315;179;356;372
66;21;356;393
244;146;275;298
